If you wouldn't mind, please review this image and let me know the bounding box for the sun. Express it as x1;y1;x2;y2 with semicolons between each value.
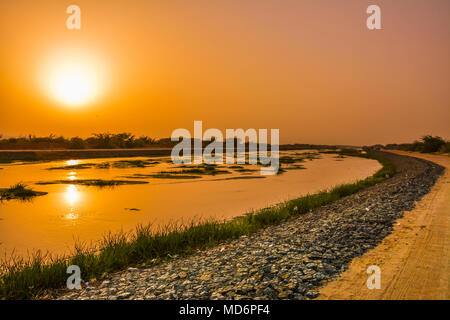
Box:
49;62;99;106
41;49;107;108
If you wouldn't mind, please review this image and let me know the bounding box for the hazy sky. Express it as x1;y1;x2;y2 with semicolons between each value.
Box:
1;0;449;145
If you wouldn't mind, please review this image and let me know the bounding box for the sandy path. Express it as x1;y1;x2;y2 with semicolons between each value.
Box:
318;151;449;300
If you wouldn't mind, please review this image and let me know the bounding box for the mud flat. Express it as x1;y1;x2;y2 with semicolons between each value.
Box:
54;151;444;300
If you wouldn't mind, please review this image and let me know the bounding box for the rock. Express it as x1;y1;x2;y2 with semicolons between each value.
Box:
199;273;212;281
277;290;292;299
117;292;132;299
101;280;111;286
306;291;320;299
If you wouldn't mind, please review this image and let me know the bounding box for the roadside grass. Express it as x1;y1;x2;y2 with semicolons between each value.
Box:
0;183;47;201
0;150;395;299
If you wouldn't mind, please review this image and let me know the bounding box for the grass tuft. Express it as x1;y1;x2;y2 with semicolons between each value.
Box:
0;183;47;201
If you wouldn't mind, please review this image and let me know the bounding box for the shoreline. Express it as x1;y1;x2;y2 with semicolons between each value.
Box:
0;145;348;162
0;150;392;299
318;151;449;300
52;151;443;300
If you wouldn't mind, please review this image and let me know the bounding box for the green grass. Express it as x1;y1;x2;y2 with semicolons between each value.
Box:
0;151;395;299
0;183;47;201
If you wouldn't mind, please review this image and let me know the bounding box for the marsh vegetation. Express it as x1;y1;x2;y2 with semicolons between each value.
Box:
0;183;47;201
35;179;148;187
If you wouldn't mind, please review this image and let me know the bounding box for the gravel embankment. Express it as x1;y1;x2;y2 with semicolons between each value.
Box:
57;152;444;300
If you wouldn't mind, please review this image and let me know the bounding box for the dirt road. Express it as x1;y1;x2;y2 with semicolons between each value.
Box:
318;151;449;300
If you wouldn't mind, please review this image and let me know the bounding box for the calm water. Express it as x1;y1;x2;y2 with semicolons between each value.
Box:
0;151;380;257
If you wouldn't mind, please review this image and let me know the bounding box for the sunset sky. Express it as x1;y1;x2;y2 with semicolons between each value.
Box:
0;0;449;145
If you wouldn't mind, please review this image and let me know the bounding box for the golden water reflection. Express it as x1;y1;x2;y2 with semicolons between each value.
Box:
64;185;81;220
0;153;383;258
65;184;81;206
65;209;79;221
67;171;77;181
66;160;79;166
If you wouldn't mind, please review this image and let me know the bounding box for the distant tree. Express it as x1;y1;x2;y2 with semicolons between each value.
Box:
440;142;450;153
111;133;135;148
421;135;445;153
411;140;423;152
91;133;113;148
0;133;161;149
68;137;85;149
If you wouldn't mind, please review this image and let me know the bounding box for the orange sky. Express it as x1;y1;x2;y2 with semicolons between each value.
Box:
0;0;449;145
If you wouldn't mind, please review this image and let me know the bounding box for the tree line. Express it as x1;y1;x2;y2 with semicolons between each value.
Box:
0;133;177;149
382;135;450;153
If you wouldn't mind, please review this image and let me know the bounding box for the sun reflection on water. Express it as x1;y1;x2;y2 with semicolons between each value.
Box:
65;209;79;220
64;184;81;220
65;184;80;206
67;171;78;181
66;160;79;166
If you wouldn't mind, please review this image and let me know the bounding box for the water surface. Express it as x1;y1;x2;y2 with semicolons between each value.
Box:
0;151;381;257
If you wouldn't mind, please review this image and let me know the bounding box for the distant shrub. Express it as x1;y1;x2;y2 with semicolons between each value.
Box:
68;137;85;149
421;135;446;153
439;142;450;153
384;135;449;154
0;133;166;150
